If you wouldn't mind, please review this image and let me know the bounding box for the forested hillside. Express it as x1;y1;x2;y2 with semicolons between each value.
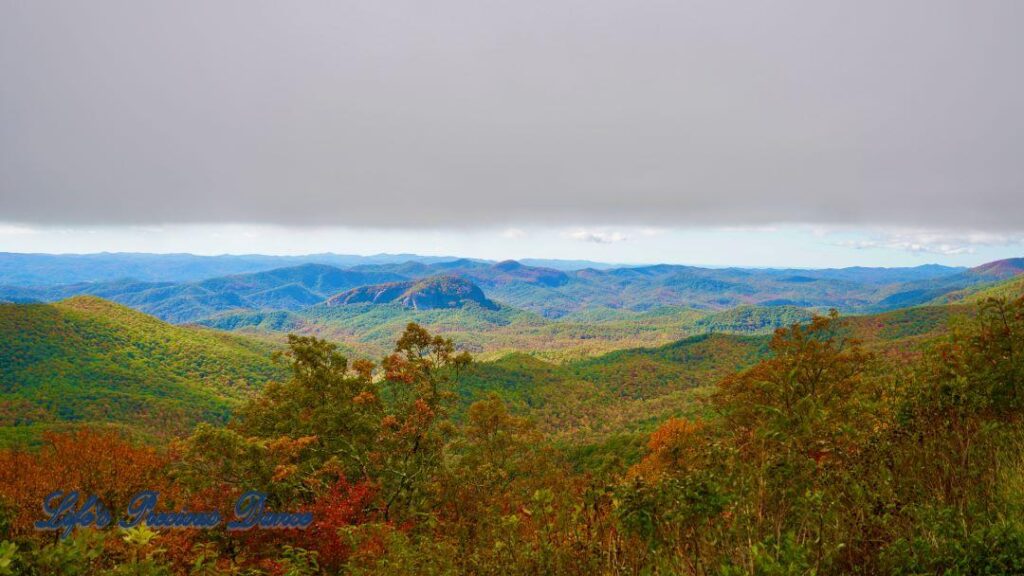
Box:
0;294;956;448
870;257;1024;310
0;297;285;446
1;293;1021;575
453;303;960;444
1;257;1021;574
931;272;1024;306
0;264;407;322
6;258;1014;325
205;300;810;359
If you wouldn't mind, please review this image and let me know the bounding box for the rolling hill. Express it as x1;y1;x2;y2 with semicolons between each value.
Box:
871;258;1024;311
4;256;1020;370
202;300;817;360
0;296;285;446
928;267;1024;306
2;282;1010;448
2;258;1000;326
0;263;406;322
453;300;981;445
347;260;978;317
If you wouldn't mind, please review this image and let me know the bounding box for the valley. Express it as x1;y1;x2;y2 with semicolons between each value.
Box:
1;252;1022;574
4;254;1020;361
1;253;1009;447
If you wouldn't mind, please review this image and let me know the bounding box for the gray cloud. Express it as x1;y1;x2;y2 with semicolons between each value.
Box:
1;1;1022;230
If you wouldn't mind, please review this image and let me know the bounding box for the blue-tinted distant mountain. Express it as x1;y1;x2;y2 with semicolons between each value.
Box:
352;259;568;286
768;264;965;285
518;258;622;271
342;260;981;317
0;264;404;322
0;252;468;286
873;258;1024;311
0;252;621;286
0;251;972;287
3;254;1019;322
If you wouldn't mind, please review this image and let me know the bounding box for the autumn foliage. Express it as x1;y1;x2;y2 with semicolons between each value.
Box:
2;298;1024;575
0;429;168;536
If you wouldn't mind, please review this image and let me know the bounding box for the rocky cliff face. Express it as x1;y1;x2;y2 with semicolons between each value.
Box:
325;275;498;310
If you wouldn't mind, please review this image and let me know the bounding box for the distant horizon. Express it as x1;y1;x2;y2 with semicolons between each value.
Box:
2;224;1022;270
6;248;1022;272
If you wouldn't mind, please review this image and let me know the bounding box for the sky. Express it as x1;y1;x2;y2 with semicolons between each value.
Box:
1;223;1021;268
1;1;1022;267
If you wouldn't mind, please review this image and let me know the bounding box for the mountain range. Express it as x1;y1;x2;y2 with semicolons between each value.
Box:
1;251;1021;445
1;274;1000;446
0;252;619;286
2;252;1022;361
0;263;405;322
3;256;1020;325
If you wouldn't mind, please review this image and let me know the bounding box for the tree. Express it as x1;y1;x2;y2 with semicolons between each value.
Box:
627;418;707;482
0;429;168;537
374;323;471;522
889;296;1024;523
711;311;877;571
229;334;381;491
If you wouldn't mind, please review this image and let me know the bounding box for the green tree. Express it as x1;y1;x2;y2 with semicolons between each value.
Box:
711;311;878;572
375;323;471;521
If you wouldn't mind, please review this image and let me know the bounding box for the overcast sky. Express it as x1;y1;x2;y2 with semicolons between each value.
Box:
1;1;1022;264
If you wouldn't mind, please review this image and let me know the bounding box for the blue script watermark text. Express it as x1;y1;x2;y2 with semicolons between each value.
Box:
35;490;313;539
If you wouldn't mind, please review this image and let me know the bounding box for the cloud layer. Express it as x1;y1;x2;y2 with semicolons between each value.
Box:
835;230;1024;256
2;1;1022;230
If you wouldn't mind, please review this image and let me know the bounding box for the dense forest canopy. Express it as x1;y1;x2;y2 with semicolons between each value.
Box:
1;291;1023;574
